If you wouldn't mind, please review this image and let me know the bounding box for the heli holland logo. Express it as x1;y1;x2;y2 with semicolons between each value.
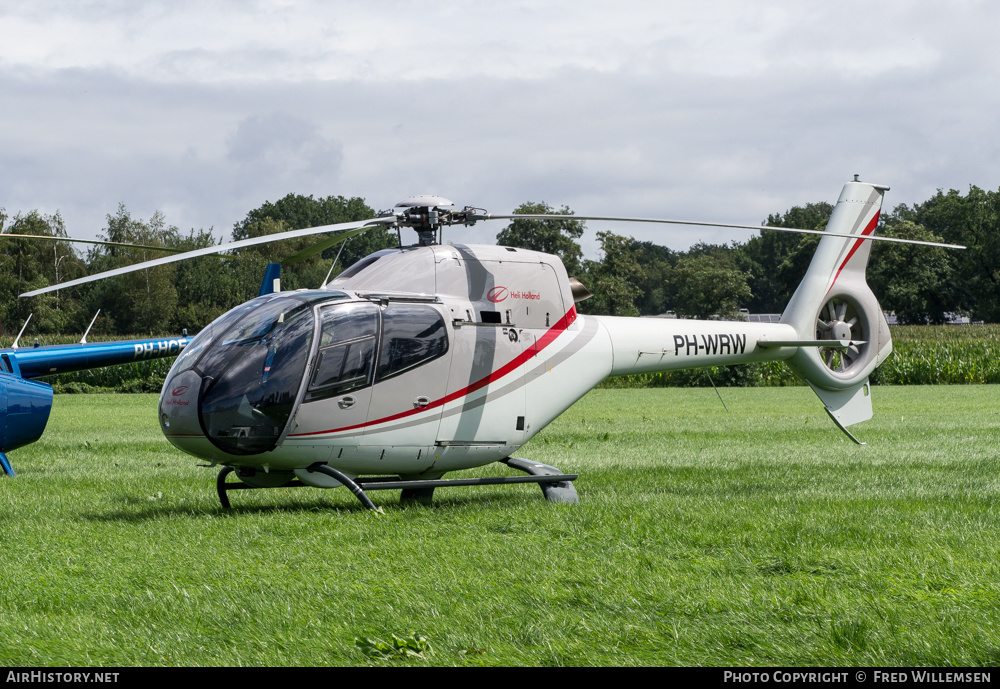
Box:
171;385;189;397
487;286;509;303
486;286;541;302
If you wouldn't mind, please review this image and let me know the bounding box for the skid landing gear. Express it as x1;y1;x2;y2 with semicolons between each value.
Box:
215;459;578;511
503;457;579;504
0;452;15;478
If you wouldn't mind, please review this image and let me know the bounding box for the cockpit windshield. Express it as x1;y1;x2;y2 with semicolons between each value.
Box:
169;294;278;376
176;292;341;455
198;296;316;455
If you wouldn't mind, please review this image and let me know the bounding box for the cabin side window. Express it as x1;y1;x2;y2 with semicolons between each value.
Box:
307;302;379;400
375;304;449;382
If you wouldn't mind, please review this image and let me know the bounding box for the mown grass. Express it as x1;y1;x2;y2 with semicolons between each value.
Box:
1;386;998;666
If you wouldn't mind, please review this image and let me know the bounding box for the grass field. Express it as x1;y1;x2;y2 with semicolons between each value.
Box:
1;386;998;666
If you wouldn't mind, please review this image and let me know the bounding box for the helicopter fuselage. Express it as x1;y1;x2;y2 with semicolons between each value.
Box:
158;243;799;486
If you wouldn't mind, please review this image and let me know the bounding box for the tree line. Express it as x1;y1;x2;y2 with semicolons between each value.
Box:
1;184;997;338
499;187;997;324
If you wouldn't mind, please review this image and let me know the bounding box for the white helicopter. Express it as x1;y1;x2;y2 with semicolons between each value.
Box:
23;178;962;510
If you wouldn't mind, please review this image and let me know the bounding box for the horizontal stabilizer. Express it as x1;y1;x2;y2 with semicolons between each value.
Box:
757;339;865;349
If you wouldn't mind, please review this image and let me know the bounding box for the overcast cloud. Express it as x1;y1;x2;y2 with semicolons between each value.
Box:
1;0;998;256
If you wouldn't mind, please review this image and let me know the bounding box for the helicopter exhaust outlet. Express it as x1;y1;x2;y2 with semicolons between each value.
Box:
569;277;594;303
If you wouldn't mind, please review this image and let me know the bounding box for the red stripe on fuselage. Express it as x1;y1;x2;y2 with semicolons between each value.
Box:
826;210;880;296
288;305;579;437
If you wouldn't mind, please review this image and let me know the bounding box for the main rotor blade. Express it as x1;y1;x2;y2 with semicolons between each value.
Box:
282;224;379;264
20;217;391;298
0;233;185;253
487;214;966;250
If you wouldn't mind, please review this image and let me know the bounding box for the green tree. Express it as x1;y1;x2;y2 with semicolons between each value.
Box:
0;210;88;335
496;202;585;277
581;231;643;316
85;205;182;334
669;253;751;320
898;186;1000;322
233;194;396;286
169;228;237;332
868;219;951;324
741;202;832;313
630;240;677;315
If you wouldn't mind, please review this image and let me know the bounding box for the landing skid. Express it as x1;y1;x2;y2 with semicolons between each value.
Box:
215;458;579;511
0;452;14;478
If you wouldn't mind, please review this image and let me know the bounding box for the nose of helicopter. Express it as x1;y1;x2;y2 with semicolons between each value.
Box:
158;368;212;458
157;292;321;462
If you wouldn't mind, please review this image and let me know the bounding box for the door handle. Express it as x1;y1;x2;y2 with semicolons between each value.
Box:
413;396;431;408
338;396;356;409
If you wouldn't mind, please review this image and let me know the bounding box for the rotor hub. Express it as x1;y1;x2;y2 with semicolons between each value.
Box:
830;320;853;342
381;197;485;246
815;296;869;376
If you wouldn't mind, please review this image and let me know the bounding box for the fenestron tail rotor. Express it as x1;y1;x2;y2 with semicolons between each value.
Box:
816;296;868;374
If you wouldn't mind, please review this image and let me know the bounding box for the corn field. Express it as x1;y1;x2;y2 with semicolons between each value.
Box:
871;324;1000;385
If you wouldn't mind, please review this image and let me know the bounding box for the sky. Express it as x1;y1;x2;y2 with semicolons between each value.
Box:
1;0;998;258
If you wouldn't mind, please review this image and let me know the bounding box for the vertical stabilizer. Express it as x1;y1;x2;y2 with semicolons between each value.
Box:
780;179;894;433
259;263;282;296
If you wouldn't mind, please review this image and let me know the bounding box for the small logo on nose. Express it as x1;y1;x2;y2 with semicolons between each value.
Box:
171;385;189;397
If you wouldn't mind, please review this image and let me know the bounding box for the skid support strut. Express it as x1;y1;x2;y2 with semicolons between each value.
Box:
307;463;380;512
215;464;380;512
216;466;235;509
503;457;579;504
1;452;15;478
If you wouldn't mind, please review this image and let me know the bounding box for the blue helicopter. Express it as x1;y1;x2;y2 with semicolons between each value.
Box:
0;332;190;476
0;232;191;477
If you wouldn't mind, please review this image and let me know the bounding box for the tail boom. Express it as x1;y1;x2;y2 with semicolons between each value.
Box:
593;316;798;376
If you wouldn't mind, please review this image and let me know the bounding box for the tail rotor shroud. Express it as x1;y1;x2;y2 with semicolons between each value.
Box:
816;295;868;375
